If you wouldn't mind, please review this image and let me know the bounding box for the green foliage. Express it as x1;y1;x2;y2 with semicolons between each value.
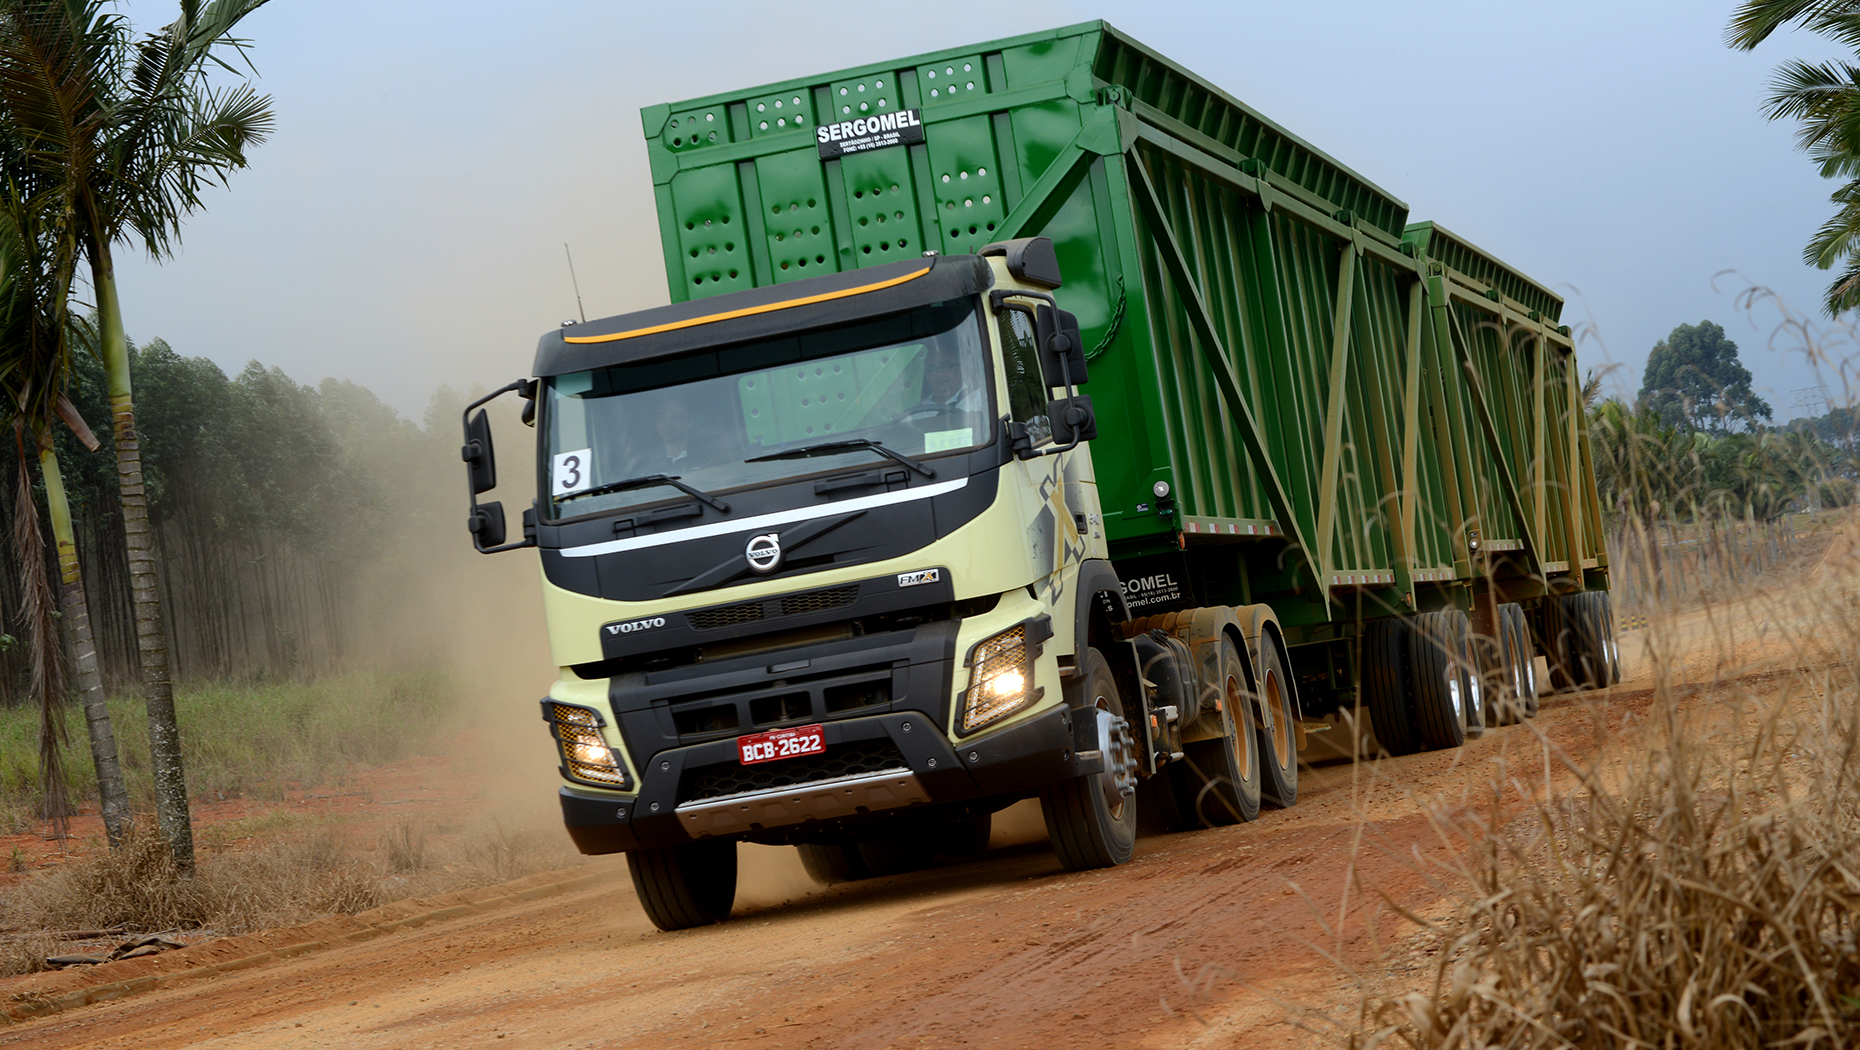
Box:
0;670;454;813
1590;394;1853;522
1731;2;1860;315
1638;320;1772;432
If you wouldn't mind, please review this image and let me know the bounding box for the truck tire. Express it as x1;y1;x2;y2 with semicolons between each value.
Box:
1469;616;1504;733
1253;631;1299;809
1363;617;1419;756
1548;592;1610;691
933;809;993;858
857;834;936;876
1039;647;1138;870
1492;603;1527;724
1592;591;1621;685
1410;610;1471;751
1173;635;1262;826
627;838;737;931
797;843;870;884
1505;604;1540;718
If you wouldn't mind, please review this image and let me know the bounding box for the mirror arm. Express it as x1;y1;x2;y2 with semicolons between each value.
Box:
1034;353;1085;458
463;378;538;555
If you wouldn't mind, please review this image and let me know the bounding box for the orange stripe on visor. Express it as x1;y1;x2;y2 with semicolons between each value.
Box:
562;266;933;345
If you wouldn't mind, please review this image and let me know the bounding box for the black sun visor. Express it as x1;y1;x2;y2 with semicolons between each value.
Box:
533;255;993;377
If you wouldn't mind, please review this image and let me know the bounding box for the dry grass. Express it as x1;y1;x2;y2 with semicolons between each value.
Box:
0;812;584;978
1347;540;1860;1048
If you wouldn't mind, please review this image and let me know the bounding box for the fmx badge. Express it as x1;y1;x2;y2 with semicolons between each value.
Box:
897;568;940;588
817;108;924;159
745;532;783;573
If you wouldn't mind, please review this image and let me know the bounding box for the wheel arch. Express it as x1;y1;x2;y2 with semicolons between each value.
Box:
1073;559;1136;695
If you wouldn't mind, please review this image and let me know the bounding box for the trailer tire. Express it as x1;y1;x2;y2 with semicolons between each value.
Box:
1494;603;1534;723
1510;604;1541;717
1039;647;1138;870
1363;617;1418;756
1590;592;1621;685
1548;593;1610;691
1410;610;1471;751
797;843;870;884
1173;635;1262;826
1254;632;1298;809
627;838;737;931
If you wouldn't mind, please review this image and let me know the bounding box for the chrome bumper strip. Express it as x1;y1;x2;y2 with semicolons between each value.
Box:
674;766;928;836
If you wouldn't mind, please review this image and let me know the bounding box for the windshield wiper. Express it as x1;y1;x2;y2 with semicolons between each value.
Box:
745;438;935;479
555;473;730;513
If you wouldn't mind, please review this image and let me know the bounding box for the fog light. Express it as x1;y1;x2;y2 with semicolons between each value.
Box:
544;702;630;789
960;624;1041;734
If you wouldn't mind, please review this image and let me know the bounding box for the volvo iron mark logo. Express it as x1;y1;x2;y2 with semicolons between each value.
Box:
745;532;782;573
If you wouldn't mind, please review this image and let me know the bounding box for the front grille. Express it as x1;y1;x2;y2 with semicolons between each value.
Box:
681;739;908;803
780;586;858;616
688;602;766;630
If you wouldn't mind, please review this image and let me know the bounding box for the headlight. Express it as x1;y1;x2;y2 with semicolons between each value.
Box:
959;623;1044;734
544;702;631;789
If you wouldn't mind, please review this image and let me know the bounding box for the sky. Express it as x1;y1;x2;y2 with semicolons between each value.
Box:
102;0;1860;423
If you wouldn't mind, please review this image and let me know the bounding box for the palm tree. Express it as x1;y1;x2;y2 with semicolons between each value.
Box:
0;168;131;845
1731;4;1860;314
0;0;274;873
1728;2;1860;50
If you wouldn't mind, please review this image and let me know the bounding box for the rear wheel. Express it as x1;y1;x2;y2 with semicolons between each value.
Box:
1410;610;1471;751
1590;592;1621;685
1505;604;1540;718
1363;617;1418;756
627;838;737;931
1174;635;1262;826
1253;633;1299;809
1039;647;1138;870
1491;603;1527;725
857;834;936;876
796;842;870;885
1549;593;1611;690
932;809;992;858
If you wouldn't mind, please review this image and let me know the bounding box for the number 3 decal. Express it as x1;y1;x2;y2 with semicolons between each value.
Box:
552;448;593;496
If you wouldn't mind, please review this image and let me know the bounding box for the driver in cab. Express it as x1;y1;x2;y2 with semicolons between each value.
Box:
900;343;984;423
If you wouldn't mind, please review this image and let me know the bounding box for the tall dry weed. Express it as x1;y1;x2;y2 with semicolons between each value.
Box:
1356;548;1860;1048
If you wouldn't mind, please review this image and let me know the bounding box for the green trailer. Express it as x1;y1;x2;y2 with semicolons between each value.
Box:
464;20;1616;930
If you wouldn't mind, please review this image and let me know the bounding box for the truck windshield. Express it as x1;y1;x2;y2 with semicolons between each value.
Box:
542;298;990;520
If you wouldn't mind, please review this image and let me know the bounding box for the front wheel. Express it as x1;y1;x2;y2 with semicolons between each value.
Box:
627;838;737;931
1039;647;1138;870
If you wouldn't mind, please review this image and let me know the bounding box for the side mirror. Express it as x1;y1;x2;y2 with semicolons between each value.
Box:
1049;394;1097;445
468;501;508;551
1035;305;1087;388
463;409;497;494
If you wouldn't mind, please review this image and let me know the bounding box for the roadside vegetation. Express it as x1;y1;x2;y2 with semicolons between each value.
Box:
0;668;582;978
1331;7;1860;1032
0;670;451;829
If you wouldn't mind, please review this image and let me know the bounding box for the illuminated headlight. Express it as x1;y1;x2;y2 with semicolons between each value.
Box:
544;702;631;789
959;624;1043;734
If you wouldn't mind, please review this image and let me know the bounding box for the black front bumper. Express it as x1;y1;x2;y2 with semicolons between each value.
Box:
559;702;1090;854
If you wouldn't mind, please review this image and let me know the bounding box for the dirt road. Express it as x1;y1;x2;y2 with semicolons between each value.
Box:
3;661;1673;1050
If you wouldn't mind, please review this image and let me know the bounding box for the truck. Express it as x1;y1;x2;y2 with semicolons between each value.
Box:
461;21;1616;931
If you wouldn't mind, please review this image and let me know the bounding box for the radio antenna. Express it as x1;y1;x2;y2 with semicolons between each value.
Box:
563;243;587;323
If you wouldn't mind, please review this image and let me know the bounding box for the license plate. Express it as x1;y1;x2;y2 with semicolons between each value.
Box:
738;724;826;765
